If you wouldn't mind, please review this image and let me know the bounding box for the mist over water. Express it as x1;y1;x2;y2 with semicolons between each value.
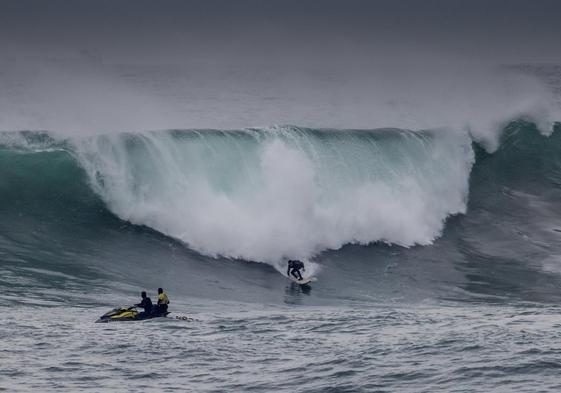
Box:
0;60;558;149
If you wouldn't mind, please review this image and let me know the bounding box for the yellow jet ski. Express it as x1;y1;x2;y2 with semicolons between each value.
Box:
96;306;169;323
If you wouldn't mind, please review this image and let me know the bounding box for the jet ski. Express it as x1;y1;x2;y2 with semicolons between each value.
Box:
96;306;170;323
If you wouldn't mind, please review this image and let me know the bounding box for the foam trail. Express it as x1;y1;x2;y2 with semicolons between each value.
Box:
72;127;475;264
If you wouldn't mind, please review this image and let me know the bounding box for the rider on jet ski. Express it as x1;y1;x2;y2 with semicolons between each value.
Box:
135;291;153;316
157;288;170;313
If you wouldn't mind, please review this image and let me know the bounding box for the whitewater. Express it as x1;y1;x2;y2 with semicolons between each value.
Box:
2;62;561;392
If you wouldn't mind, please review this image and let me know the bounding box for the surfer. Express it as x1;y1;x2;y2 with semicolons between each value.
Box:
287;259;305;281
157;287;170;313
135;291;153;316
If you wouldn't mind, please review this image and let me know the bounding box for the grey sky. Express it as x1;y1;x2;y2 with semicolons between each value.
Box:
2;0;561;64
1;0;559;135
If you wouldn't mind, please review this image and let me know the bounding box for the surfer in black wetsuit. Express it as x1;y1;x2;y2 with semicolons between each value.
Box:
135;291;153;316
287;259;305;280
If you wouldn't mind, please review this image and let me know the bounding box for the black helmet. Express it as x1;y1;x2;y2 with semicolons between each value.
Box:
141;291;147;298
158;288;163;294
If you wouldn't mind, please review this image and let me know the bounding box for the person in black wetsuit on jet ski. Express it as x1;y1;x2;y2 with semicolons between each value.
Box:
135;291;153;316
287;259;305;281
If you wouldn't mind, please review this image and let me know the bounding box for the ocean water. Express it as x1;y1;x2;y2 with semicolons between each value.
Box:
1;64;561;392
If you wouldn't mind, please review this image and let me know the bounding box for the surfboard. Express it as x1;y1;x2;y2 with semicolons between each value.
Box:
288;276;315;285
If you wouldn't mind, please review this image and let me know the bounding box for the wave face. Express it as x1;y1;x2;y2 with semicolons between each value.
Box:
65;127;473;262
2;121;561;301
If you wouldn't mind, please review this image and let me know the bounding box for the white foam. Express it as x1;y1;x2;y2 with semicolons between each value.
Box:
73;128;474;264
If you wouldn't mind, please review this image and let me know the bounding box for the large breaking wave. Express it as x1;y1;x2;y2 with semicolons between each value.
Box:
2;119;561;302
1;127;477;263
71;127;474;262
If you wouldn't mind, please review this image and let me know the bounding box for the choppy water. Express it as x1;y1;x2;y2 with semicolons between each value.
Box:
4;300;561;392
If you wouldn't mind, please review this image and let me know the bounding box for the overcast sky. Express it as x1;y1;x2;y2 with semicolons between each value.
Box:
1;0;561;64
